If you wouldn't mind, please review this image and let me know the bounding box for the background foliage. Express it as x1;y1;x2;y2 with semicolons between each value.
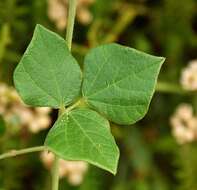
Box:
0;0;197;189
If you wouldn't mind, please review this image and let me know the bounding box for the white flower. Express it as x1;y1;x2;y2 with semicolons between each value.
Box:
40;151;88;185
175;103;193;120
28;115;51;133
172;125;194;144
180;59;197;91
68;172;83;186
0;82;52;133
15;107;34;125
77;6;93;24
48;0;67;30
170;103;197;144
0;83;7;94
47;0;94;30
40;151;54;169
35;107;51;115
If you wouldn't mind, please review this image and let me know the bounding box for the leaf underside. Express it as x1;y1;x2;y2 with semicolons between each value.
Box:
14;24;82;108
82;43;165;125
45;108;120;174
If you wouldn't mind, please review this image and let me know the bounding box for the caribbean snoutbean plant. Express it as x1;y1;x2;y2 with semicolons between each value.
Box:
1;0;165;189
14;24;165;174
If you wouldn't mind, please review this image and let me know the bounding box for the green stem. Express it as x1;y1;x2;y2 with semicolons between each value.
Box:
66;99;83;113
0;146;45;160
87;19;102;47
0;23;11;62
52;155;60;190
51;107;65;190
51;1;78;189
102;6;137;43
156;82;187;94
66;0;78;51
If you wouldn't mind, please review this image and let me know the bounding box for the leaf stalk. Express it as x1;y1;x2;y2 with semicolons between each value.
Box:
0;146;45;160
51;0;78;189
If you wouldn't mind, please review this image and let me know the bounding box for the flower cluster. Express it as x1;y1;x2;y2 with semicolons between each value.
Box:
170;103;197;144
48;0;94;30
180;59;197;91
0;83;52;133
41;151;88;185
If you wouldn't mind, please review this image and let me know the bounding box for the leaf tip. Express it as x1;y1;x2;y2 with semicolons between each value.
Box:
110;165;118;175
34;24;48;37
35;24;44;31
157;56;166;65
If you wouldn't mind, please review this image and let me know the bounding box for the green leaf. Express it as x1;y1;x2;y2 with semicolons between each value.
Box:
45;108;119;174
14;24;82;108
82;43;165;125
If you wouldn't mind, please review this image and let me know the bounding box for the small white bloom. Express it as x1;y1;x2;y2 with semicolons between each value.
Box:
47;0;94;30
36;115;51;129
181;59;197;91
28;120;43;133
0;83;7;95
172;125;187;144
35;107;51;115
175;103;193;120
0;82;52;133
170;103;197;144
17;107;34;125
68;172;83;186
40;151;88;185
40;151;54;169
77;7;93;24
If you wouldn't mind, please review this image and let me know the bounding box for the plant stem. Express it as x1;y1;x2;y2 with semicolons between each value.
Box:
0;146;45;160
51;2;78;189
51;107;65;190
102;5;137;44
52;155;60;190
66;0;78;51
66;99;84;113
156;82;188;94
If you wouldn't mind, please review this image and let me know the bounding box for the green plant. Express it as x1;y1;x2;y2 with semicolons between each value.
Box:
0;0;165;189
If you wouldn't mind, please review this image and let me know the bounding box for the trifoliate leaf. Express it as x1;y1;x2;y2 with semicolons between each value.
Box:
14;24;82;108
82;43;165;125
45;108;119;174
